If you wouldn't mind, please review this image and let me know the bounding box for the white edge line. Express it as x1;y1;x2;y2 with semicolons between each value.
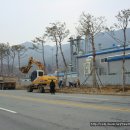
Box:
0;107;17;114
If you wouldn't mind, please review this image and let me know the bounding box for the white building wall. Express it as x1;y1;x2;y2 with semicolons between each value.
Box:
78;49;130;85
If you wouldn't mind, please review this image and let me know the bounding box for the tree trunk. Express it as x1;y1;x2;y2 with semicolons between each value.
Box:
0;52;4;76
11;56;15;74
91;35;97;88
59;43;67;87
41;42;46;74
56;43;59;83
18;52;21;69
7;54;10;75
0;56;3;76
122;28;126;92
59;43;67;67
18;52;21;85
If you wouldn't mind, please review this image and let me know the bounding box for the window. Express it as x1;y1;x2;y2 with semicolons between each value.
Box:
101;58;107;62
84;62;91;75
109;73;116;75
31;71;37;81
38;71;44;76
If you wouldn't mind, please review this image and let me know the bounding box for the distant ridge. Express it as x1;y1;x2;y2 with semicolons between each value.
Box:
14;28;130;71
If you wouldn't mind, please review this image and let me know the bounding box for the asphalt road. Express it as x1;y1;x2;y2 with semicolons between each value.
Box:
0;90;130;130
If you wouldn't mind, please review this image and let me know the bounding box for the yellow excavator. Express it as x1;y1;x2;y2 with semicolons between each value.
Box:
20;57;57;93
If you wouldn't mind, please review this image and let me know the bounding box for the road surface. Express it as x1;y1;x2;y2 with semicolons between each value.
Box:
0;90;130;130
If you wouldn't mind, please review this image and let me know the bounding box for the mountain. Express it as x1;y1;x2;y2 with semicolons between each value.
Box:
15;28;130;73
80;28;130;53
18;42;71;72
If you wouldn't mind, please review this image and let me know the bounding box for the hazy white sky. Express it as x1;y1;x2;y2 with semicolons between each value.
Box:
0;0;130;45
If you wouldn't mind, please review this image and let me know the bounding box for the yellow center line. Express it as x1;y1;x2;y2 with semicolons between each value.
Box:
0;93;130;113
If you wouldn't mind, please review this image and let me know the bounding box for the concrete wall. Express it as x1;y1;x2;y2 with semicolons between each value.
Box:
79;74;130;86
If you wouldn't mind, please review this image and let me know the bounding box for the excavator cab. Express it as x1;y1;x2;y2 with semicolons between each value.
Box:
30;70;44;81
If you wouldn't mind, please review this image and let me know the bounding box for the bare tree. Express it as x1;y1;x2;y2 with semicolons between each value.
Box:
10;45;18;74
11;45;26;85
78;12;106;88
45;22;69;85
115;9;130;92
0;43;19;75
32;35;46;73
12;45;26;69
106;9;130;92
0;43;8;75
45;24;59;77
4;43;12;75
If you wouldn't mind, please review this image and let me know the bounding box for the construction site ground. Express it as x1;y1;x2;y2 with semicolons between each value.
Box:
56;86;130;96
17;85;130;96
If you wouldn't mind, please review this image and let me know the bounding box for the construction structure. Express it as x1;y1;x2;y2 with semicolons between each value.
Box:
77;45;130;85
69;36;84;72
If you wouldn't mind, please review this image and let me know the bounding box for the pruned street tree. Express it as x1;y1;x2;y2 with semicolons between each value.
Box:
10;45;17;73
45;22;69;86
0;43;8;75
115;9;130;92
12;45;26;69
77;12;106;89
32;35;46;73
11;44;26;84
106;9;130;92
0;43;18;76
4;43;12;75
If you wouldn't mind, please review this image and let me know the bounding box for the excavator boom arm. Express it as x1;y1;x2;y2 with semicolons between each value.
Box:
20;57;45;74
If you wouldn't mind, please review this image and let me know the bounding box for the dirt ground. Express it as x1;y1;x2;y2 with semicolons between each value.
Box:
17;85;130;95
56;85;130;95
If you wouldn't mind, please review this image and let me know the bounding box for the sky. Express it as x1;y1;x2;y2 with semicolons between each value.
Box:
0;0;130;45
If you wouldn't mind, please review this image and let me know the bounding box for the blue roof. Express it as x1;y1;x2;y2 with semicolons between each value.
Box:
107;54;130;62
78;46;130;58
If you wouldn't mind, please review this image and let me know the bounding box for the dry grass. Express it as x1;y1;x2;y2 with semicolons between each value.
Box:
16;84;130;95
56;85;130;95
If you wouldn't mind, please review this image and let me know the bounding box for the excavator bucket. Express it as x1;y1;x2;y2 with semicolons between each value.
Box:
19;66;32;73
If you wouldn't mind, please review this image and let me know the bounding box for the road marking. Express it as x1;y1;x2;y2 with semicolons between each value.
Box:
0;107;17;114
0;93;130;113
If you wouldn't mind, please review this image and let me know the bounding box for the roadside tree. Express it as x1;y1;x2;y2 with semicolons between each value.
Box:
45;22;69;86
106;9;130;92
78;12;106;89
